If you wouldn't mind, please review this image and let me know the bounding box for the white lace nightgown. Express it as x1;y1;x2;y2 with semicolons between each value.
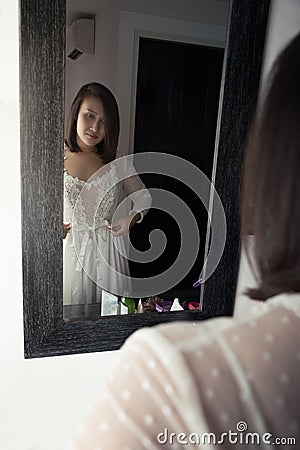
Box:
63;154;151;305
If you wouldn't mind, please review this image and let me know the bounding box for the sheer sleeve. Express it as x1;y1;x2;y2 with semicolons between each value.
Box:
116;152;152;223
64;325;211;450
124;174;152;222
65;293;300;450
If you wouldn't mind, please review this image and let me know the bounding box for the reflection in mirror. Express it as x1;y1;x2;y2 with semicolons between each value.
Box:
20;0;270;357
63;0;230;320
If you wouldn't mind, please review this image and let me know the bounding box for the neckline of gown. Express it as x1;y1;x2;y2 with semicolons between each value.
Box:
64;163;115;185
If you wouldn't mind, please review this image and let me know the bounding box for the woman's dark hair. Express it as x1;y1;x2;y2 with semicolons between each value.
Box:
65;82;120;163
241;32;300;300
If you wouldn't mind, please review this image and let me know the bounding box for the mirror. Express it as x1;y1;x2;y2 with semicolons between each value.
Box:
63;0;229;318
20;0;270;357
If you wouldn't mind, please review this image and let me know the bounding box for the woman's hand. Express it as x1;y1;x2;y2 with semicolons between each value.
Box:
63;222;71;239
108;212;141;236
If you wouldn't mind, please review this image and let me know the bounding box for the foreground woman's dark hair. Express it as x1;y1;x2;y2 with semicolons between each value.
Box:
242;32;300;300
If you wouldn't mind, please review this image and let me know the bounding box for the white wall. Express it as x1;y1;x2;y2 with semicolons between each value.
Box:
0;4;118;449
65;0;229;153
1;1;300;449
65;0;229;106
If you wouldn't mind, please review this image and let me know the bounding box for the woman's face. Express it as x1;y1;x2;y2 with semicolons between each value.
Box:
76;96;106;151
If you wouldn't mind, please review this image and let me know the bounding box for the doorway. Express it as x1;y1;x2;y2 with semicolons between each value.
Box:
130;37;224;299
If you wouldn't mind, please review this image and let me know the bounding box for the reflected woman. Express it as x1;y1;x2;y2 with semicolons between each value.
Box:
65;34;300;449
63;82;151;305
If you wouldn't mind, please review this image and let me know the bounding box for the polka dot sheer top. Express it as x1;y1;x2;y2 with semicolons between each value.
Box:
65;292;300;450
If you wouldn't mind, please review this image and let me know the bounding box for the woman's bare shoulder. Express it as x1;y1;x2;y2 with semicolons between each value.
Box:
64;142;71;155
64;146;77;175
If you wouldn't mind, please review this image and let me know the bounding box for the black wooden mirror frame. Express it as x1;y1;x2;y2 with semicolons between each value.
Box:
20;0;270;358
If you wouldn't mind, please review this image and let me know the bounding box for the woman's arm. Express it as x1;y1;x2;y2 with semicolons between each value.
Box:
109;162;152;236
64;325;207;450
63;222;71;238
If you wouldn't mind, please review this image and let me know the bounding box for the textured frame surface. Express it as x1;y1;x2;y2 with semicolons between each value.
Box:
20;0;270;358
